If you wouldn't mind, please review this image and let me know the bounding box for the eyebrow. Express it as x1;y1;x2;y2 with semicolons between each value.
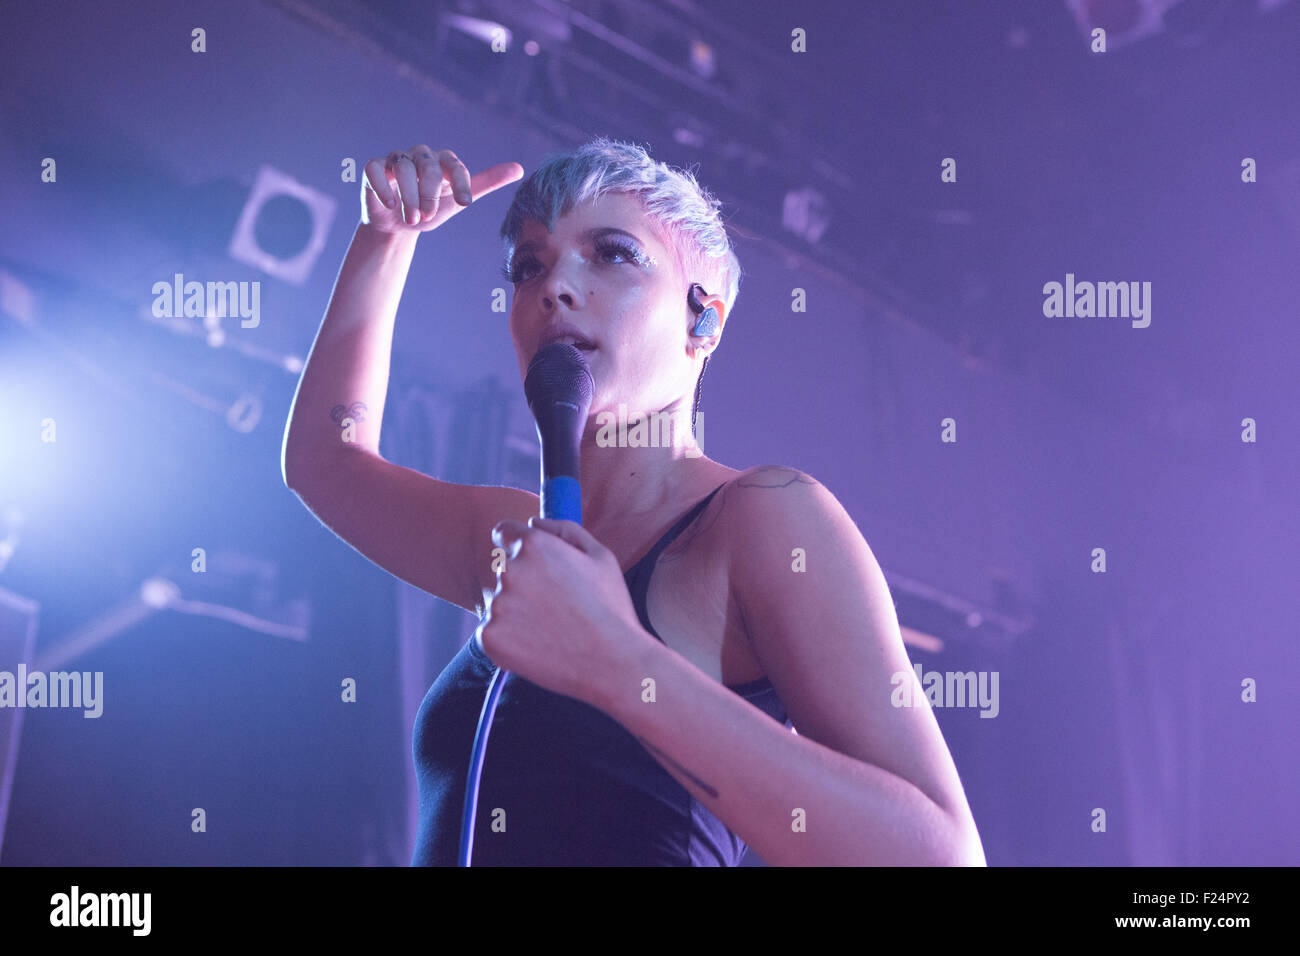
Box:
509;227;649;264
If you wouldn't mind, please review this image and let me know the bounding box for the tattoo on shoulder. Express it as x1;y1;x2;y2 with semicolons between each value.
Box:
635;736;719;799
660;466;815;565
735;465;816;490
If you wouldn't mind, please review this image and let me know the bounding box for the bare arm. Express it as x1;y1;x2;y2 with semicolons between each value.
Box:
602;467;985;865
281;220;417;471
280;146;531;611
283;145;515;473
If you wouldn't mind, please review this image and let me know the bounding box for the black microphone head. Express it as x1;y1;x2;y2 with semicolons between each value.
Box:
525;342;594;480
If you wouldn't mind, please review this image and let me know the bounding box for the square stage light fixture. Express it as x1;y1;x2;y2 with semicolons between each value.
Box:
228;165;337;285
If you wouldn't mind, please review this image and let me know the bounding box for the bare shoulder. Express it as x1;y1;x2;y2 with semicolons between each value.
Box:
730;464;822;495
668;463;858;574
716;464;846;541
704;466;981;850
716;464;869;586
654;465;806;556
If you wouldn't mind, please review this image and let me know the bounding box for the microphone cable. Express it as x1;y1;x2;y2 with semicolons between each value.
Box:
457;344;592;866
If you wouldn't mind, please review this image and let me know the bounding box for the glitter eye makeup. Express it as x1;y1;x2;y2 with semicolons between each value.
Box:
502;227;656;284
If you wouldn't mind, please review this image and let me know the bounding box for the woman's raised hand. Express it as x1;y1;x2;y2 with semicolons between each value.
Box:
362;146;523;233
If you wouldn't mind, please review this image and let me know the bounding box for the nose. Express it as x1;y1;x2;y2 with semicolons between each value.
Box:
543;288;575;310
541;254;584;311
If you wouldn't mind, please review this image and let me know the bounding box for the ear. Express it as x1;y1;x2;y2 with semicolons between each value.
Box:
703;296;727;327
689;296;726;341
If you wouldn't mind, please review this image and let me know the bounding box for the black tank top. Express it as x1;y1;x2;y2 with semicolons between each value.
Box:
410;481;790;865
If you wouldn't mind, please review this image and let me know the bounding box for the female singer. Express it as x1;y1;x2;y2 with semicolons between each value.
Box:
282;136;985;866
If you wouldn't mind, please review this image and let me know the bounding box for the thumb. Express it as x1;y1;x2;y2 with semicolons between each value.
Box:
528;516;604;557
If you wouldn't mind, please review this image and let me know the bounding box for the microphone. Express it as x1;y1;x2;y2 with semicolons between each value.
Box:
524;342;595;523
458;340;593;866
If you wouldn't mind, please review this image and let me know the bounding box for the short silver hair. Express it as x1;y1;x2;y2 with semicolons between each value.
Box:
499;135;742;319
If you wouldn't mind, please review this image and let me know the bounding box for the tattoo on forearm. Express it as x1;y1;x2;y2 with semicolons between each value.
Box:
636;736;718;799
330;401;368;425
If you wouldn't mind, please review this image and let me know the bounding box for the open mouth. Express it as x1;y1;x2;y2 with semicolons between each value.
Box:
546;336;597;352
